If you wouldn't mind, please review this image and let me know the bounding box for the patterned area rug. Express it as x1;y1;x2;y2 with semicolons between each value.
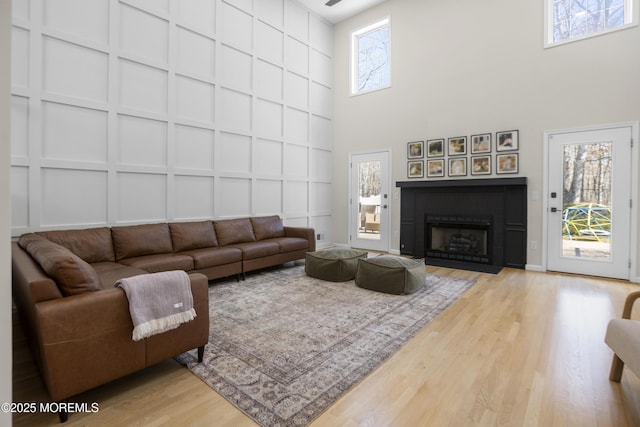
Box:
178;263;475;426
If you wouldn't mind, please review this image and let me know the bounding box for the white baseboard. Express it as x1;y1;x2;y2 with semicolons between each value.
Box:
319;243;401;255
316;242;335;250
525;265;640;283
317;242;350;250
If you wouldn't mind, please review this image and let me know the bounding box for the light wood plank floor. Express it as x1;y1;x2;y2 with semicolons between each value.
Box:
12;267;640;426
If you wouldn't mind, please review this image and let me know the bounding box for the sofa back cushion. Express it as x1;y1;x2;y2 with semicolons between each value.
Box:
111;223;173;261
251;216;285;241
213;218;256;246
18;233;102;296
169;221;218;252
37;227;115;263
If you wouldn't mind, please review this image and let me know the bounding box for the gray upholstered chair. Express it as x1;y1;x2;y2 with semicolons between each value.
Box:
605;291;640;382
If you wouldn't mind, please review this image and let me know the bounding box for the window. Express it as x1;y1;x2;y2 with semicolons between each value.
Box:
351;17;391;95
546;0;637;46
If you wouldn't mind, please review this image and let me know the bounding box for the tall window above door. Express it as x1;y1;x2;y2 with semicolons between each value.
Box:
545;0;637;47
350;17;391;96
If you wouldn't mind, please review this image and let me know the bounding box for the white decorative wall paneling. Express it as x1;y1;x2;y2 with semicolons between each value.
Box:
11;0;333;245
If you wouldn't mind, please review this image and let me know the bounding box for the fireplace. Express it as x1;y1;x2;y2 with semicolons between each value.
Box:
426;215;492;265
396;178;527;272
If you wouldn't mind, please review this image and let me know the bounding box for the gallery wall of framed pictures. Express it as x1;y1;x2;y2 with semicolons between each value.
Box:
406;130;519;179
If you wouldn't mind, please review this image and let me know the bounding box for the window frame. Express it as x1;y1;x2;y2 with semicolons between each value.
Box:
350;16;392;96
544;0;638;48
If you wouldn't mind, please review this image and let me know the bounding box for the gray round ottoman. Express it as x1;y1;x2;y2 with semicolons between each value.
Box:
305;248;368;282
355;255;426;295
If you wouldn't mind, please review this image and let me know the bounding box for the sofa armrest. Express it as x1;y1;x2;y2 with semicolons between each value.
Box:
36;287;133;345
33;273;209;402
35;274;208;343
621;291;640;319
145;273;209;365
284;226;316;252
12;242;63;304
34;287;144;401
607;290;640;382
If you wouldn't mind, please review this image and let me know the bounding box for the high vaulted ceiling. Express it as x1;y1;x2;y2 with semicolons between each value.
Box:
296;0;386;24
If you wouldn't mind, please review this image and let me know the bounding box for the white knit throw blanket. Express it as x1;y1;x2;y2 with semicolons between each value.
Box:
116;270;196;341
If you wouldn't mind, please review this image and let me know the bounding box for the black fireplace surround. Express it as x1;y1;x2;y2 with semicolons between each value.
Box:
396;178;527;271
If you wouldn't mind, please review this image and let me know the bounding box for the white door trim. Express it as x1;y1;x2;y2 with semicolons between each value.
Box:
542;121;639;281
348;148;392;252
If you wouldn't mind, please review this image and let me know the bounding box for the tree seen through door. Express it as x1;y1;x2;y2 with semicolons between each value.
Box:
562;142;612;259
359;161;381;239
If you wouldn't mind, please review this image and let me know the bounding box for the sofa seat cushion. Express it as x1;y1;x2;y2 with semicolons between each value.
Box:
169;221;218;252
37;227;115;263
268;237;309;253
228;241;280;260
179;247;243;269
118;254;194;273
355;256;426;295
111;223;174;261
18;233;103;296
213;218;256;246
92;262;149;288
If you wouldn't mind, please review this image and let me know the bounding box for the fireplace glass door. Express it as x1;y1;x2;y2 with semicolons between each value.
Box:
425;216;492;265
430;226;488;257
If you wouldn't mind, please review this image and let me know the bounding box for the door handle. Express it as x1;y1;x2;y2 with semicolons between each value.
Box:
550;207;558;213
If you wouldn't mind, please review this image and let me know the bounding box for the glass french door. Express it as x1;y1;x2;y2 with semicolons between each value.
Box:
546;126;633;280
350;151;390;252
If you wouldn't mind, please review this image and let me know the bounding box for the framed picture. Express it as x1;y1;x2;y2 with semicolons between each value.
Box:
427;139;444;157
448;157;467;177
407;160;424;178
496;130;519;151
448;137;467;156
496;153;518;174
427;159;444;177
471;133;492;154
407;141;424;159
471;155;491;175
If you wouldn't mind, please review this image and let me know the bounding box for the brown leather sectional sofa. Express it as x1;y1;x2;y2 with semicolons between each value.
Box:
11;215;315;421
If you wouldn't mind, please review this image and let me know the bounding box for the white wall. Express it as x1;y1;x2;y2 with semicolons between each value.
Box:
333;0;640;268
1;0;12;424
10;0;334;243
